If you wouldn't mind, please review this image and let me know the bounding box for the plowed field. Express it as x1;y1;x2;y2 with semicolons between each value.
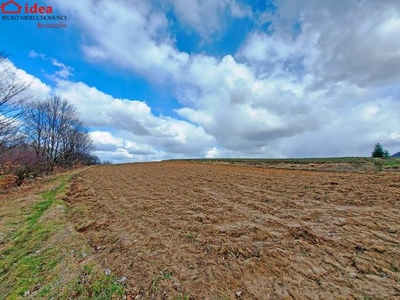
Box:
65;162;400;299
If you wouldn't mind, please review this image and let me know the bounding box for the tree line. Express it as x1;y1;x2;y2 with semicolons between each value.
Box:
0;51;100;188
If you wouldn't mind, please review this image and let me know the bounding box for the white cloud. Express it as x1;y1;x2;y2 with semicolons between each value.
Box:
50;58;73;79
28;51;74;80
28;50;45;59
1;59;52;100
47;1;322;155
28;0;400;159
48;0;187;82
263;0;400;87
238;31;295;64
90;131;157;157
90;131;123;151
166;0;251;38
53;80;215;160
205;147;218;158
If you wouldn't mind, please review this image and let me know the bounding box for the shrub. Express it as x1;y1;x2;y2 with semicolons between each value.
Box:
0;174;17;189
0;145;47;188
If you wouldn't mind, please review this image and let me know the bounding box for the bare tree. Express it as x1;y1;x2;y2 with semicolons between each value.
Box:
59;123;94;167
0;51;30;152
24;96;94;170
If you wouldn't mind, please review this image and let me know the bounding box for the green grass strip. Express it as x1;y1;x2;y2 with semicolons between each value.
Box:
0;173;126;299
0;175;70;300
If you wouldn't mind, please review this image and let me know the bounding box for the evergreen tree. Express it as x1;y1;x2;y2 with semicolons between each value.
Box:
372;143;389;158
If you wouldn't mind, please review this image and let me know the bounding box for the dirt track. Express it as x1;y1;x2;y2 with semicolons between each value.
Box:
66;162;400;299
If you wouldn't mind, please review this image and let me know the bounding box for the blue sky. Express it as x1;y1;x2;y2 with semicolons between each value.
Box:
1;0;400;162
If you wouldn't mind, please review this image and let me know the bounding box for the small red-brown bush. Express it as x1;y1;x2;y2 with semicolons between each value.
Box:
0;174;17;189
0;145;48;188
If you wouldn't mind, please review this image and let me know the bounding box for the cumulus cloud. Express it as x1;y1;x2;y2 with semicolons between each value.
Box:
90;130;157;157
5;59;215;163
53;80;215;159
166;0;252;39
0;58;51;100
39;0;400;159
48;0;323;155
240;0;400;87
48;0;187;82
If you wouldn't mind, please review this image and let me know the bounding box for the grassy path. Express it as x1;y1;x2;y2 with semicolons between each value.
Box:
0;171;125;300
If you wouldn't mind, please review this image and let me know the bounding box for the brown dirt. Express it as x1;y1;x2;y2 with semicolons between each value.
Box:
65;162;400;299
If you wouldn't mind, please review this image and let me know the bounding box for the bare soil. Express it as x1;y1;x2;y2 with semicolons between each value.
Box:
65;162;400;299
